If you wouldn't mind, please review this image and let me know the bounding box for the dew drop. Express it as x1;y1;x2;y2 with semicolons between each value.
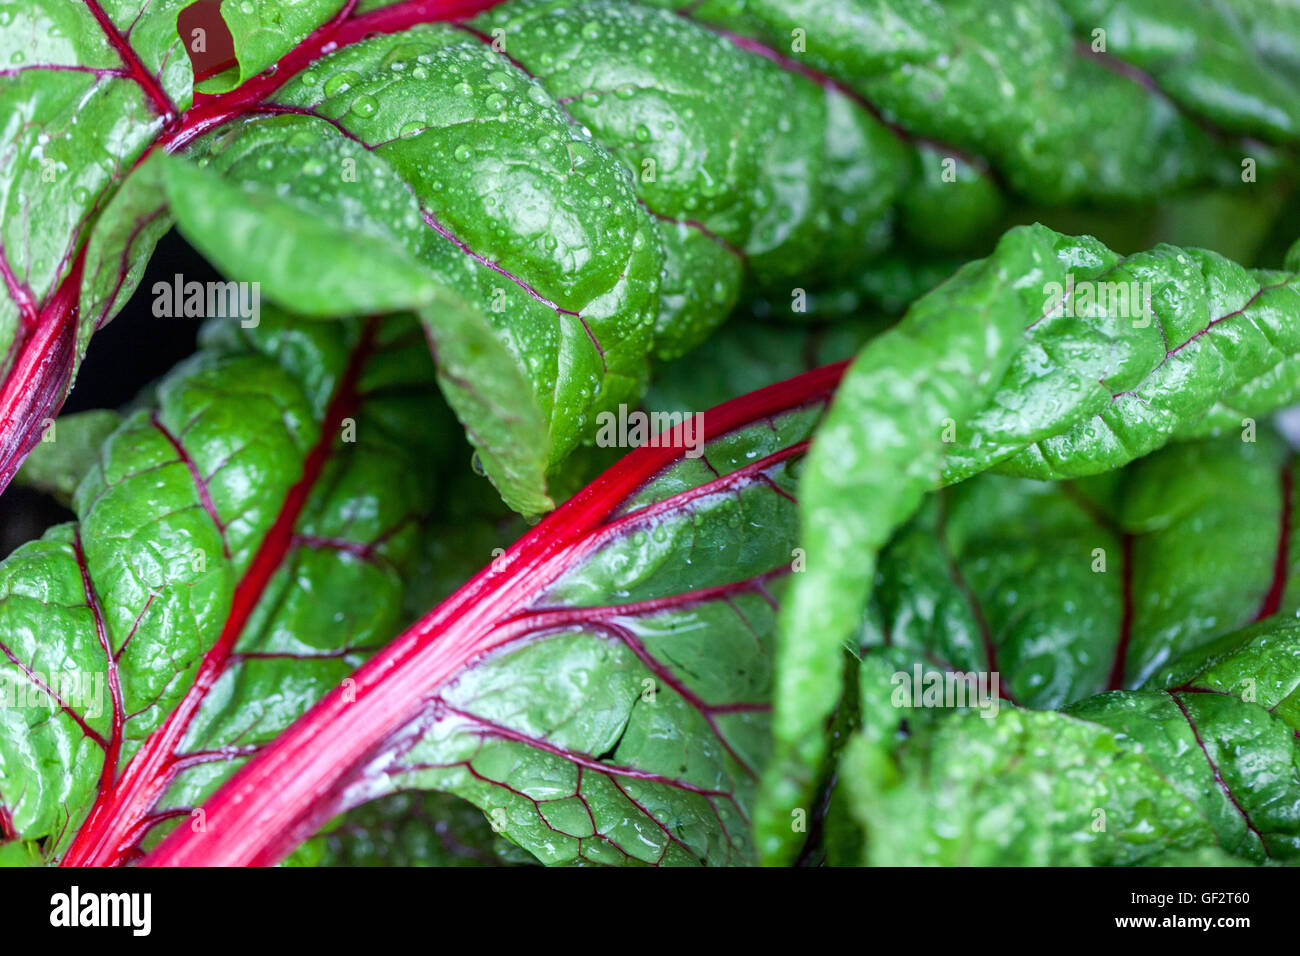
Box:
568;142;597;167
323;69;361;96
351;94;378;118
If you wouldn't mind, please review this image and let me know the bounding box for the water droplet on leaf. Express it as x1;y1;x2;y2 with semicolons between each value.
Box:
324;70;361;96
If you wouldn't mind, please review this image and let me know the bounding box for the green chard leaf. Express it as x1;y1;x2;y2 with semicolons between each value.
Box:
0;0;193;495
842;606;1300;865
834;430;1300;864
840;705;1218;866
163;0;909;515
654;0;1299;196
864;432;1295;706
760;221;1300;863
0;310;455;864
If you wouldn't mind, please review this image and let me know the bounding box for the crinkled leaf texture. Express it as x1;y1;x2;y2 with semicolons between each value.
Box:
0;310;453;865
839;430;1300;864
4;0;1296;516
760;221;1300;863
135;362;843;867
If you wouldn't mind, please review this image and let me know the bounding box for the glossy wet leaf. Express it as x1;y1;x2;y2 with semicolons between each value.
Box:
835;431;1300;864
763;221;1300;863
0;310;452;864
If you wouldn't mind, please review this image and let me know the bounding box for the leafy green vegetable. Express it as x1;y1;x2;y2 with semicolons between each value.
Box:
834;430;1300;864
866;433;1294;706
5;0;1300;871
762;221;1300;863
843;609;1300;865
842;704;1218;866
656;0;1300;193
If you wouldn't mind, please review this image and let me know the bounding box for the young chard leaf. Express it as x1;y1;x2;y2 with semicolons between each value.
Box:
139;362;845;867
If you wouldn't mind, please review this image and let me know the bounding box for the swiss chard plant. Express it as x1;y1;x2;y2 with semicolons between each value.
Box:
3;0;1300;867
